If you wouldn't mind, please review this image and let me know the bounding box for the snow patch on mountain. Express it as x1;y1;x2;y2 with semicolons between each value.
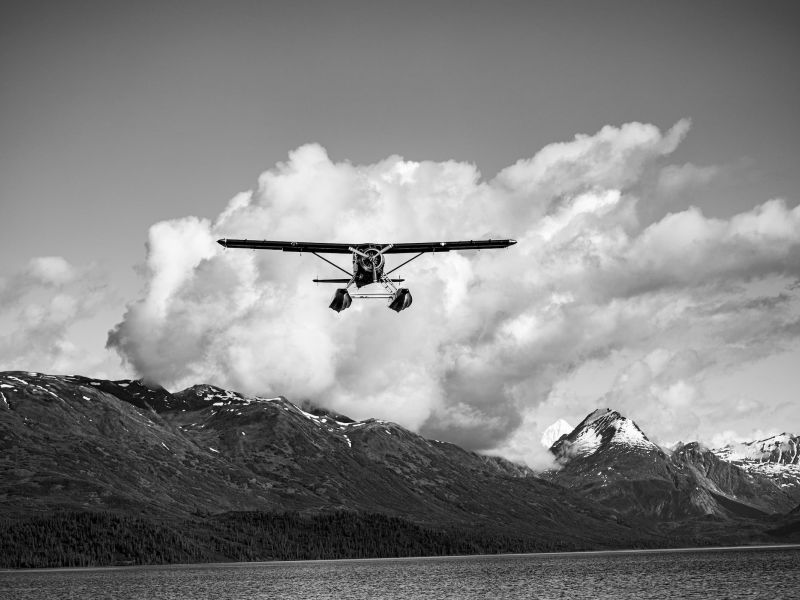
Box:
712;432;800;494
611;417;658;451
583;408;611;427
552;408;660;460
717;433;799;464
541;419;573;448
569;427;603;457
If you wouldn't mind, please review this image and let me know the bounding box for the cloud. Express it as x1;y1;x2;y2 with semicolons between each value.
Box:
656;162;722;196
597;348;708;445
496;120;690;202
107;121;800;466
0;257;119;375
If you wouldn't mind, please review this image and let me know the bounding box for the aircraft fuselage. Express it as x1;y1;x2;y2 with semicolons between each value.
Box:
352;245;388;288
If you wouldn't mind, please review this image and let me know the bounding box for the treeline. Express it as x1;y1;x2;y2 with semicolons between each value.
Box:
200;511;577;561
0;512;207;568
0;510;579;569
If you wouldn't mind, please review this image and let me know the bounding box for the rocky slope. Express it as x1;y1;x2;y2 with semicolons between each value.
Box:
545;408;796;520
3;371;798;559
0;371;646;549
712;433;800;505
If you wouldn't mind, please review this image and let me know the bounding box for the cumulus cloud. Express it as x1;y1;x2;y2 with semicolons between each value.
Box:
0;257;118;375
497;119;690;201
107;121;800;466
597;348;708;445
656;162;722;196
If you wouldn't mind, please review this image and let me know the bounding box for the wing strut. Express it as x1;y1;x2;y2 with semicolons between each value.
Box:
384;252;425;277
310;252;352;277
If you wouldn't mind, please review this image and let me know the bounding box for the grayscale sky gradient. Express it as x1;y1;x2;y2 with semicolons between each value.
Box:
2;0;798;466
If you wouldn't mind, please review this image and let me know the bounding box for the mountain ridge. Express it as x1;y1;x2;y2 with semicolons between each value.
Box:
545;408;797;520
0;371;643;545
2;370;799;567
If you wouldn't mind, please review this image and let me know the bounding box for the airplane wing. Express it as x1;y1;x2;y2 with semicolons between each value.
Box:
217;239;516;253
381;240;516;253
217;239;353;253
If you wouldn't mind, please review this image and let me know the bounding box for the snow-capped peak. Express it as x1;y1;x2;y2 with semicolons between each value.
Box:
541;419;573;448
552;408;659;459
711;432;800;493
718;433;798;464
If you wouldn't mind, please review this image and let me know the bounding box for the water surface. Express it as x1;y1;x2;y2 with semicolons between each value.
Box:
2;546;798;599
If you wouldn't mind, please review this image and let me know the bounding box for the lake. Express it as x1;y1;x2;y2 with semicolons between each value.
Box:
2;546;798;599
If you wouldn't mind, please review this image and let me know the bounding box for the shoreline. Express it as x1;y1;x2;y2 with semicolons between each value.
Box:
3;543;800;573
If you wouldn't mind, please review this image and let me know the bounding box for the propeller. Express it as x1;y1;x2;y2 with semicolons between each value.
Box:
349;245;394;281
348;246;369;258
373;245;393;282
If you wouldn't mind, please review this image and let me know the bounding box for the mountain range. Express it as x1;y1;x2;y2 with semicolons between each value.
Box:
1;371;798;567
546;408;799;519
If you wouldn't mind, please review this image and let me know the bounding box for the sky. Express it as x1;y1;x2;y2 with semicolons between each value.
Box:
2;0;799;468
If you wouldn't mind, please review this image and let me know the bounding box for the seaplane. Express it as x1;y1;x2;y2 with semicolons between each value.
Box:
217;237;516;312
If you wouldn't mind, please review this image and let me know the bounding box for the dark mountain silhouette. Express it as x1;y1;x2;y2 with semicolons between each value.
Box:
545;408;796;519
712;433;800;505
1;372;797;567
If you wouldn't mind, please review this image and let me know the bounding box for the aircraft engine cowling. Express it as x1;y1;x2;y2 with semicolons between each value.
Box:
359;248;385;272
388;288;412;312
